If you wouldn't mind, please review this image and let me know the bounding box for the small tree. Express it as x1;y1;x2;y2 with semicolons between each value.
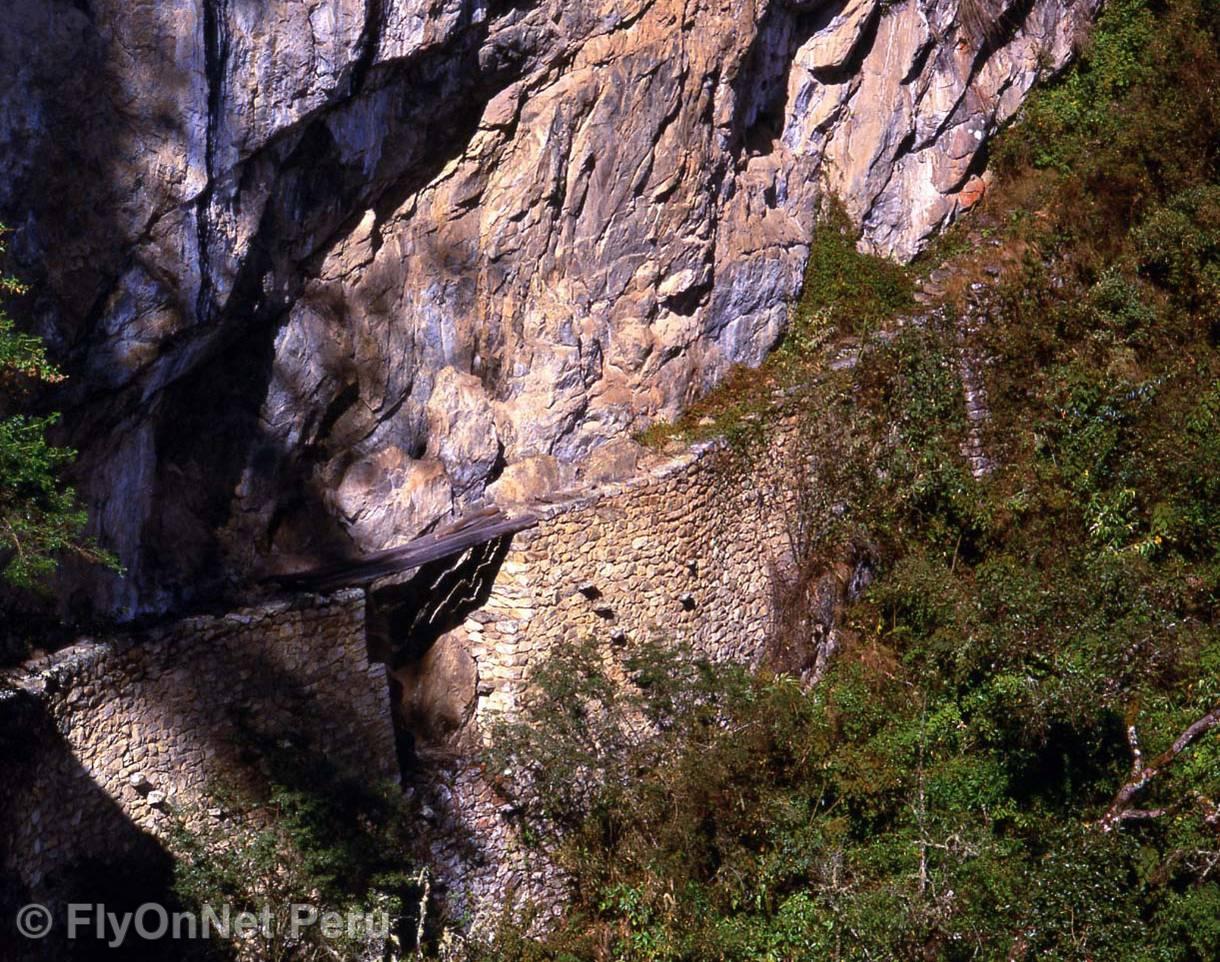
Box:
0;226;113;589
169;738;424;962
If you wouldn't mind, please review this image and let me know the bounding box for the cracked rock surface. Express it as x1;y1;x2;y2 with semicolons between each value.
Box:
0;0;1096;617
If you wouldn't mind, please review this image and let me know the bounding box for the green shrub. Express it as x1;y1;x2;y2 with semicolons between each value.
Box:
1134;186;1220;310
792;201;914;340
170;740;423;961
474;1;1220;958
0;226;116;592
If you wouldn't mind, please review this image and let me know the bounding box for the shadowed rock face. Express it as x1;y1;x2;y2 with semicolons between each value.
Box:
0;0;1096;618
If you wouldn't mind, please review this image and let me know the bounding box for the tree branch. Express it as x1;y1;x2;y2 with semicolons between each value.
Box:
1099;705;1220;832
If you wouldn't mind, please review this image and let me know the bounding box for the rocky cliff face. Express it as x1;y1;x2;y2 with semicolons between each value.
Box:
0;0;1096;617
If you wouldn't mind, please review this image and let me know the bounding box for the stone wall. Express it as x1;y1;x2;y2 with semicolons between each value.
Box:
0;430;807;945
0;589;397;940
399;432;803;927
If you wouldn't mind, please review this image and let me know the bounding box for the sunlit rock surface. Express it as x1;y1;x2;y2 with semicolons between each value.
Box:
0;0;1096;616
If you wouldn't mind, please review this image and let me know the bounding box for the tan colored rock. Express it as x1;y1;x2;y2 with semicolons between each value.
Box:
486;455;562;506
334;448;453;551
808;0;882;71
581;437;645;485
0;0;1099;615
426;367;502;497
396;633;479;749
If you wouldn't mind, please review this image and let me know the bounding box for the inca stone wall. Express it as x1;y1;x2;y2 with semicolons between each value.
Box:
1;428;810;944
398;431;803;926
0;590;396;936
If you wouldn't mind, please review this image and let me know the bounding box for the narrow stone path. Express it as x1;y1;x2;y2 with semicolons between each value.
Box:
780;215;1012;480
957;281;996;479
912;224;1006;479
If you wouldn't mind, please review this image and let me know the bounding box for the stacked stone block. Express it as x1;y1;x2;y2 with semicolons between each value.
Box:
0;590;396;911
418;434;800;927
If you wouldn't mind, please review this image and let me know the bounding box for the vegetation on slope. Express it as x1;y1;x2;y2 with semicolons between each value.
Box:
169;736;424;961
636;202;916;452
0;230;111;592
0;230;119;665
477;0;1220;958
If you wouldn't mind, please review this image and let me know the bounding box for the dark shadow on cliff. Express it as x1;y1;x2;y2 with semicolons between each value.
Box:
368;535;512;668
10;0;543;622
367;536;516;921
0;0;127;354
731;0;879;157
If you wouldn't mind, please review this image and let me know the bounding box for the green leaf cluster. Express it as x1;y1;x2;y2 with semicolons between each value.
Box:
0;228;116;593
169;737;424;960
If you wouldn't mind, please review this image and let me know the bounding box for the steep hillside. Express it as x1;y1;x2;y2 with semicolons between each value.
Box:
0;0;1096;617
471;0;1220;956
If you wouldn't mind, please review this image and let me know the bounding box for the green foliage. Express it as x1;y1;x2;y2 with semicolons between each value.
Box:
0;227;115;590
994;0;1156;173
486;636;747;843
477;642;1213;961
0;413;91;588
475;1;1220;958
170;739;423;961
1133;186;1220;310
636;203;912;452
1087;268;1160;343
790;201;915;340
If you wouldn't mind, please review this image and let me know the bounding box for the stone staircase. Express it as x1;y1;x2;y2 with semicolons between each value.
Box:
779;217;1013;482
915;225;1006;479
956;282;998;478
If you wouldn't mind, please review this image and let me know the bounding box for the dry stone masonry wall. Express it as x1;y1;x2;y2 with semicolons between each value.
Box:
402;432;803;925
3;427;807;939
0;591;397;921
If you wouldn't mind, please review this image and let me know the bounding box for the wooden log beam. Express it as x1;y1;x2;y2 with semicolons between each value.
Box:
271;508;538;593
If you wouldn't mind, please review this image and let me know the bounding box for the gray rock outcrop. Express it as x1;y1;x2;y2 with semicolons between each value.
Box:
0;0;1097;617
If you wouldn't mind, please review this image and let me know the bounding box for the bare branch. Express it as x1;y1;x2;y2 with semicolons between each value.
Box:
1168;705;1220;761
1099;705;1220;832
1127;724;1144;775
1114;807;1169;822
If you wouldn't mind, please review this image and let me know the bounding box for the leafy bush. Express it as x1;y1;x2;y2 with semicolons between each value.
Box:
0;227;115;592
1134;186;1220;310
170;740;424;961
474;1;1220;958
792;201;915;340
485;636;747;842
